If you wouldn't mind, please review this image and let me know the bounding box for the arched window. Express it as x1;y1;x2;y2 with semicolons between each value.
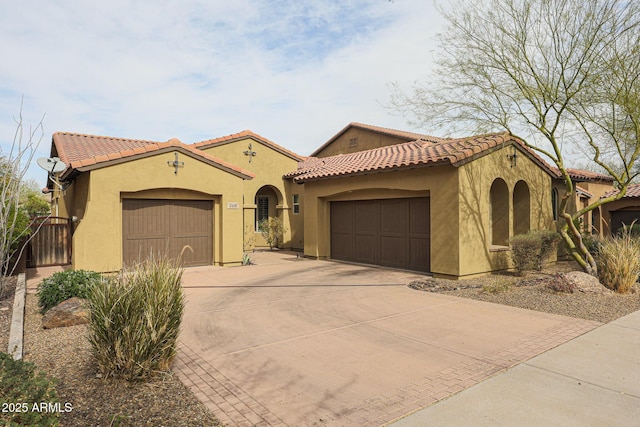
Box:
551;188;558;221
513;180;531;236
490;178;510;246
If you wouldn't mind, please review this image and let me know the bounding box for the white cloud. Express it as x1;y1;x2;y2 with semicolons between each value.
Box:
0;0;443;183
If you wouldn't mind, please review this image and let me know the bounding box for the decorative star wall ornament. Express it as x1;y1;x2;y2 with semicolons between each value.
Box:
168;152;184;174
244;143;257;162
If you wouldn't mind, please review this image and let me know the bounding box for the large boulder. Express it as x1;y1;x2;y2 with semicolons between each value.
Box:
561;271;613;295
42;297;90;329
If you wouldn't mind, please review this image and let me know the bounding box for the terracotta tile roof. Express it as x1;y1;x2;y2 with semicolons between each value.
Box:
551;167;614;182
193;130;304;161
53;132;255;179
309;122;440;157
602;183;640;198
287;132;556;183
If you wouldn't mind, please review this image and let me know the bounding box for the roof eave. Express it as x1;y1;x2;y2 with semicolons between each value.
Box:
293;161;449;183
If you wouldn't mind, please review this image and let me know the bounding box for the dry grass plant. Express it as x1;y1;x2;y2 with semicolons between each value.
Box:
597;230;640;294
482;277;514;294
87;254;185;380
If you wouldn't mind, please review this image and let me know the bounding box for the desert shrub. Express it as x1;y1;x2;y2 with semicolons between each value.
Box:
0;352;60;426
596;231;640;294
545;274;577;293
582;234;603;256
87;255;185;380
37;269;102;313
482;277;514;294
510;230;560;275
258;217;287;250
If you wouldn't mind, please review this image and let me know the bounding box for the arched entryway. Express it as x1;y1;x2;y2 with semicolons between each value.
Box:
513;180;531;236
253;185;284;248
490;178;509;246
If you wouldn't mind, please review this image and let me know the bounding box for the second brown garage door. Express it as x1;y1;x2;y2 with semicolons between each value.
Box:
122;199;213;267
330;197;430;272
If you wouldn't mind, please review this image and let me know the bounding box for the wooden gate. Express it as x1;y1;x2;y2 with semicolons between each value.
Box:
27;216;72;267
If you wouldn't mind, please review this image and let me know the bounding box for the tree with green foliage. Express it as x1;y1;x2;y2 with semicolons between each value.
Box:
391;0;640;275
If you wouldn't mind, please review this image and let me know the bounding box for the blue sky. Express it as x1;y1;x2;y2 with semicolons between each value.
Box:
0;1;442;184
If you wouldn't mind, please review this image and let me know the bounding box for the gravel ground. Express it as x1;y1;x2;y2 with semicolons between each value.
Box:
16;294;222;427
0;277;16;354
409;262;640;323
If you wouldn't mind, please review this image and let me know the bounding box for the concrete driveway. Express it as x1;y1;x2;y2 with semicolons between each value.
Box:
174;251;600;426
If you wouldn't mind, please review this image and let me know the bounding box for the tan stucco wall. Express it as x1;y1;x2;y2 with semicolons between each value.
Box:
456;146;555;278
301;166;459;277
69;150;246;272
315;128;409;158
201;137;304;250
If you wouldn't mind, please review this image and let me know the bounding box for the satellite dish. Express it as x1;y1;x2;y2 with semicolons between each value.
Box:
37;157;66;173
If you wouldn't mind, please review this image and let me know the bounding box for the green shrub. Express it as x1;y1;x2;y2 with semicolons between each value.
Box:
510;230;561;275
258;217;287;250
582;234;603;256
37;270;102;313
87;255;185;380
0;352;60;426
596;231;640;294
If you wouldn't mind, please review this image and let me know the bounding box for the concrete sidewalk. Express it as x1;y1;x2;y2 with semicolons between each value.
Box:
389;309;640;427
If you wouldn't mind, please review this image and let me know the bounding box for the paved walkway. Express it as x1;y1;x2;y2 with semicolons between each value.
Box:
173;251;602;426
390;309;640;426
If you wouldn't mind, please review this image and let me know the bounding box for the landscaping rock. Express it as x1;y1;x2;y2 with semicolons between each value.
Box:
561;272;613;295
42;297;90;329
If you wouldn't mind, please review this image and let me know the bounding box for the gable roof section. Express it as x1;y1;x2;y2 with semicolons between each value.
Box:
287;132;556;183
309;122;437;157
193;130;304;161
52;132;255;180
602;183;640;199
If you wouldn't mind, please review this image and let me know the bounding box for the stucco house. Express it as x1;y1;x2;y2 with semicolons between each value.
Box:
551;168;615;234
47;122;569;278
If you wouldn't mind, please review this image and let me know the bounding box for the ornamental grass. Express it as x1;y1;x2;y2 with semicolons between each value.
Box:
87;255;185;380
597;230;640;294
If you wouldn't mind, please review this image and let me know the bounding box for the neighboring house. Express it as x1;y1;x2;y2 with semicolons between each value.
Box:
551;168;615;234
596;184;640;235
47;122;589;278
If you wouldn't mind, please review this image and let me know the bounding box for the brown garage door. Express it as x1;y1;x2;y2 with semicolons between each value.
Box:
611;210;640;234
123;199;213;267
331;198;430;272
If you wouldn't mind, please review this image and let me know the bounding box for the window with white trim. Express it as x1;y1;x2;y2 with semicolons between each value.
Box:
292;194;300;214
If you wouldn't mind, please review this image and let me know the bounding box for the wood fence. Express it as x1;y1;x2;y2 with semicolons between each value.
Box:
27;216;71;267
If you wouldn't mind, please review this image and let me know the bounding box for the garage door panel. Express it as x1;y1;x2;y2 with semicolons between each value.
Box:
330;203;354;234
330;197;430;272
380;236;406;268
355;235;377;263
409;238;430;272
331;234;354;260
380;199;406;234
409;198;430;235
355;202;379;233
